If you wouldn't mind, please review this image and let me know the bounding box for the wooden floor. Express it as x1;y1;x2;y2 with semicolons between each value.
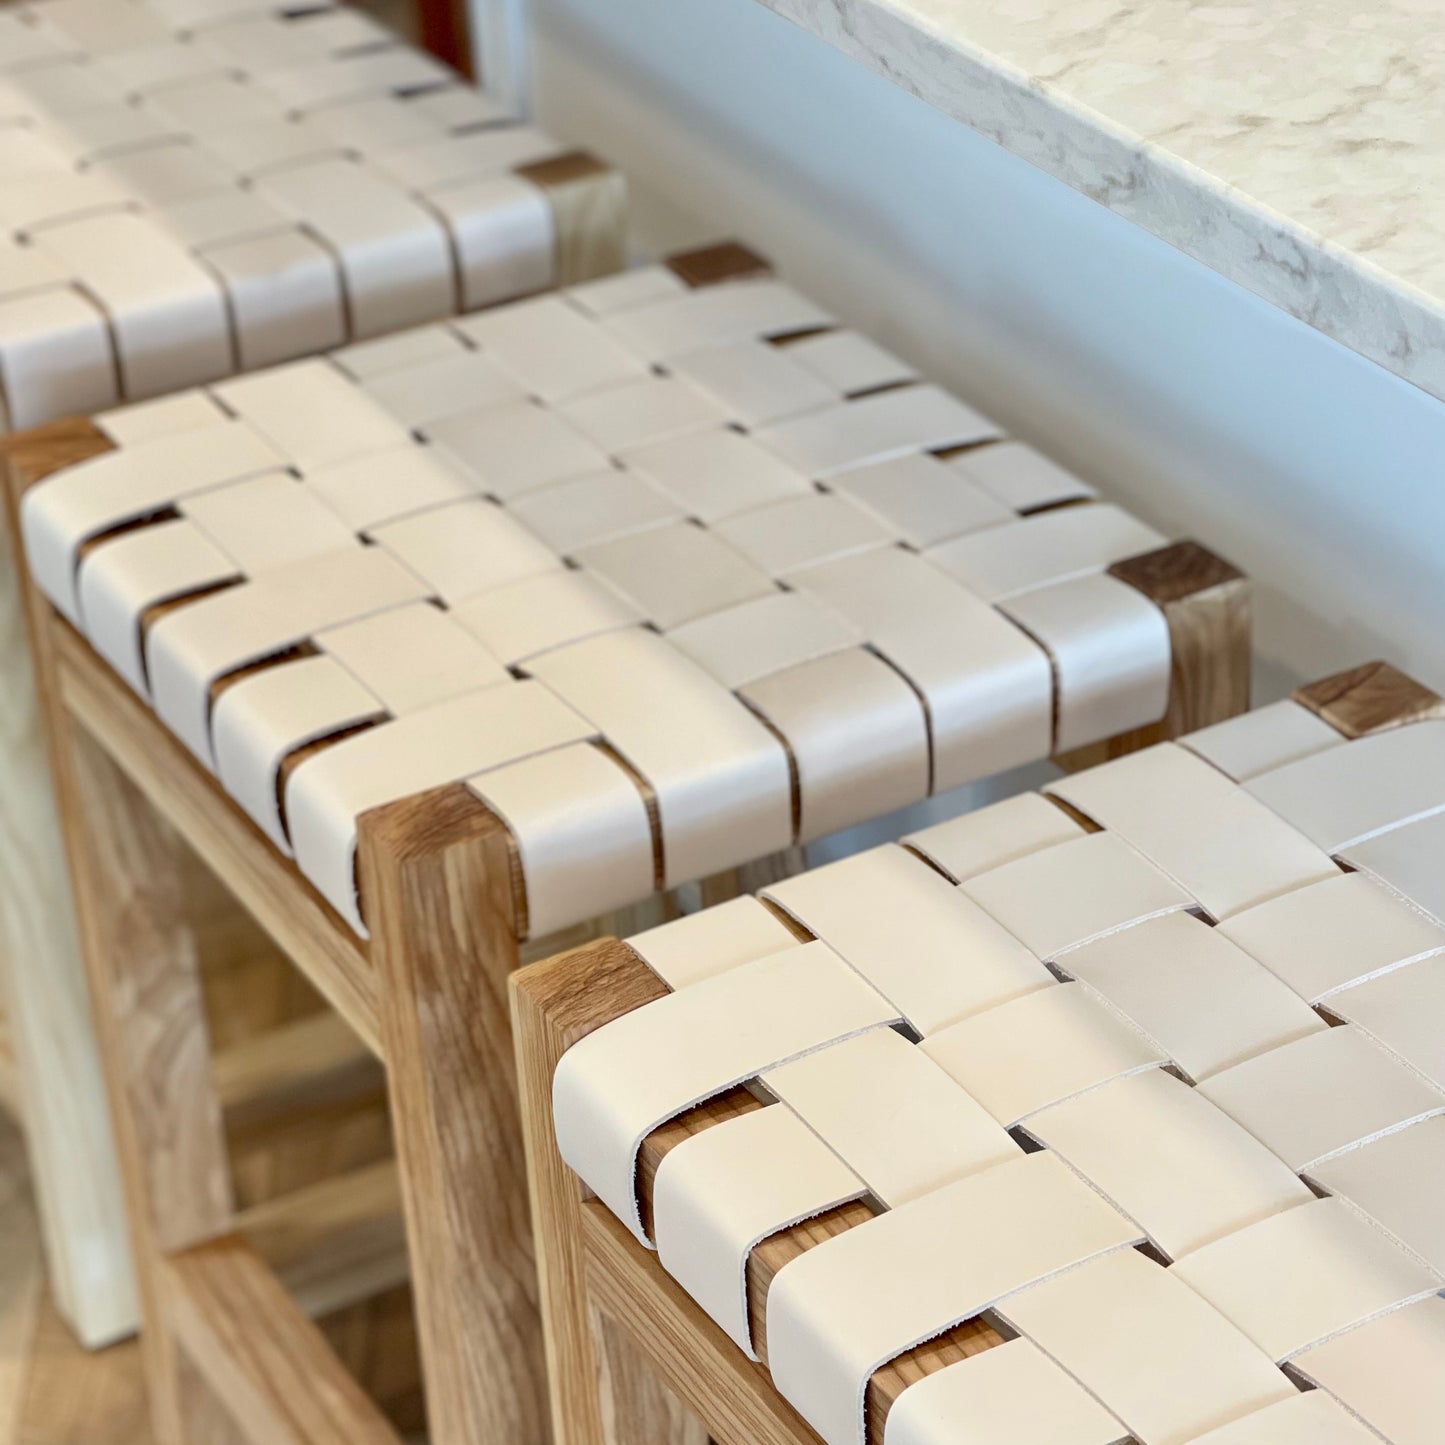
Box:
0;1113;153;1445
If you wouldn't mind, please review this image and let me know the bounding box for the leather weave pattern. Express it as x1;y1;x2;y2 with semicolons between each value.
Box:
23;256;1182;938
557;701;1445;1445
0;0;575;427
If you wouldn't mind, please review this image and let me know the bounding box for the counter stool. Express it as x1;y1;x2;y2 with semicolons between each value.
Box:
8;241;1248;1445
515;661;1445;1445
0;0;625;429
0;0;626;1350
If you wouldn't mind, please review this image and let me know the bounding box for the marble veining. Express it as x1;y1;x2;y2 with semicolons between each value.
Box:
758;0;1445;404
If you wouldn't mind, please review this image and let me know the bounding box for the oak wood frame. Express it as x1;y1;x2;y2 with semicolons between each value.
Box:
0;152;625;1355
511;660;1438;1445
2;266;1250;1441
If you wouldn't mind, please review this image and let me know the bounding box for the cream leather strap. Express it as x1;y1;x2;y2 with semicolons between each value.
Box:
552;940;900;1243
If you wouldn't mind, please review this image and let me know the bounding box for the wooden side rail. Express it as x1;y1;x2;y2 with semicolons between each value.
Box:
215;1012;381;1146
53;612;381;1056
162;1237;402;1445
238;1160;409;1321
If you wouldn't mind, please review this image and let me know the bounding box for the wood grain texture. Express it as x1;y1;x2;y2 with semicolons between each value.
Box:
583;1203;817;1445
0;1109;160;1445
1295;659;1445;738
665;242;774;288
172;853;390;1216
55;623;381;1053
3;417;112;493
162;1236;402;1445
62;727;234;1257
7;423;236;1441
520;151;629;287
215;1009;379;1136
1056;539;1251;770
318;1282;425;1438
513;939;678;1445
237;1160;407;1319
0;1011;19;1120
0;1113;43;1445
591;1304;712;1445
0;425;137;1347
358;783;543;1445
14;1295;156;1445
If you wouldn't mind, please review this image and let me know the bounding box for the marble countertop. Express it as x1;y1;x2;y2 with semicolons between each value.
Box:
758;0;1445;403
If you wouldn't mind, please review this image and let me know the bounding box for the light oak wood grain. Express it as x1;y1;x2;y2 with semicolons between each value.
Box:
162;1236;402;1445
359;783;545;1445
514;939;685;1445
215;1004;389;1214
14;1294;156;1445
238;1159;407;1319
1295;659;1445;738
56;622;382;1055
1057;539;1252;770
0;1111;158;1445
523;151;629;288
8;421;235;1441
0;1124;43;1445
0;361;1246;1445
584;1202;819;1445
0;431;137;1349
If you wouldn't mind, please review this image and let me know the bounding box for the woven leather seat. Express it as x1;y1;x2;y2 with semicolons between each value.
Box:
540;668;1445;1445
19;244;1239;942
0;0;622;428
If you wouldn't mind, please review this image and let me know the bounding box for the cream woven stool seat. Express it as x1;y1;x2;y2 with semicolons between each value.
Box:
6;242;1248;1443
516;662;1445;1445
0;0;624;430
19;242;1244;941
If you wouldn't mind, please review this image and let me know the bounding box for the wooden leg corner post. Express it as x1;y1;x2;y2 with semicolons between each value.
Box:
1058;540;1251;769
513;941;710;1445
0;429;138;1348
358;784;545;1445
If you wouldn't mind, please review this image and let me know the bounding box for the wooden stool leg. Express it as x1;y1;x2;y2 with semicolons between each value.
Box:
362;786;742;1445
47;714;234;1443
0;492;137;1348
1057;540;1252;769
359;784;546;1445
7;428;232;1432
514;940;707;1445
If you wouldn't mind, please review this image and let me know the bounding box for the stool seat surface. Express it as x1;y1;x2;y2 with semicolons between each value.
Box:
0;0;580;429
554;705;1445;1445
24;254;1189;938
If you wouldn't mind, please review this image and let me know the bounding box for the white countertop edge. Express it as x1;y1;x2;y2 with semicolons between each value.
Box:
758;0;1445;404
